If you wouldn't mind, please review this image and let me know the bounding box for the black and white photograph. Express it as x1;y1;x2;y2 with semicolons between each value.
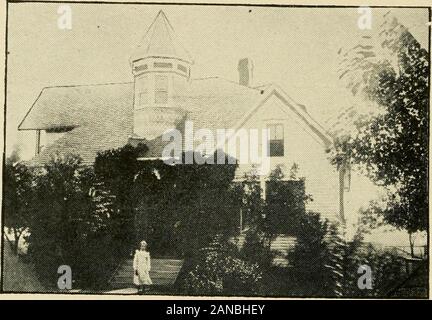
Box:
0;0;429;299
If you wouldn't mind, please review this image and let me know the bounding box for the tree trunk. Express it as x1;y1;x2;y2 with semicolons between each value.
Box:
408;232;415;258
5;228;20;255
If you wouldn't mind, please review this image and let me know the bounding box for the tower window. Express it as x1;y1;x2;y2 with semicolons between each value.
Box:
268;124;284;157
155;75;168;104
138;76;149;106
154;62;173;69
177;64;187;73
134;64;148;73
139;90;149;106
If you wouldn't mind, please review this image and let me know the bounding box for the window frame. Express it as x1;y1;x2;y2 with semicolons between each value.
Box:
267;123;285;157
154;75;169;104
137;76;149;106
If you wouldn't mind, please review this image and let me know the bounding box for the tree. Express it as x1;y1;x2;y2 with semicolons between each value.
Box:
336;14;428;237
94;143;149;256
3;156;34;255
133;150;240;257
28;153;98;285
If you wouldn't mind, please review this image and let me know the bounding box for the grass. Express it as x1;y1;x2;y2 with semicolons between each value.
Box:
3;241;46;292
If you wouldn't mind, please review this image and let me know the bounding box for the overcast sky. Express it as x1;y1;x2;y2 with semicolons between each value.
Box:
5;3;429;159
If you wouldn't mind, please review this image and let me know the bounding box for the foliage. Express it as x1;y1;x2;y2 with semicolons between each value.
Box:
288;211;409;297
26;151;147;289
3;156;34;255
287;212;338;296
94;143;149;256
133;150;240;257
237;168;266;234
182;236;262;296
336;15;428;234
266;164;311;235
23;144;240;288
27;153;106;287
240;230;274;272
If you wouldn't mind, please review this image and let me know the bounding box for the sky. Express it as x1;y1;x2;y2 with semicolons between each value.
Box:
5;3;429;160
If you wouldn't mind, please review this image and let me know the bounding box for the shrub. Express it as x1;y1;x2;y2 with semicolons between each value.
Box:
28;153;124;289
288;211;410;297
132;150;240;257
240;229;274;271
287;211;339;296
182;236;262;296
3;159;35;255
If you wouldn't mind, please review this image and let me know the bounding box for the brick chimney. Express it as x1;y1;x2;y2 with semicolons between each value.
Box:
238;58;254;87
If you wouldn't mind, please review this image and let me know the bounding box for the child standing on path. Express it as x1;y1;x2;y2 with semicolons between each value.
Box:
133;240;152;294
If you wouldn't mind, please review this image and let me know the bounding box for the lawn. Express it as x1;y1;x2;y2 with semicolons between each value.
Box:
3;240;46;292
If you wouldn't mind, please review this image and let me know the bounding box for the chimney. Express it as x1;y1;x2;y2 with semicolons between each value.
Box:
238;58;254;87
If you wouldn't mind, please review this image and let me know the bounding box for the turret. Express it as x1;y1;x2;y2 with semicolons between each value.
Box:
130;10;193;139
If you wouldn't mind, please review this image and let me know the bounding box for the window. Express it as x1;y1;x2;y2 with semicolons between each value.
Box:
268;124;284;157
134;64;148;73
139;90;149;106
155;75;168;104
177;64;187;73
138;76;149;106
154;62;172;69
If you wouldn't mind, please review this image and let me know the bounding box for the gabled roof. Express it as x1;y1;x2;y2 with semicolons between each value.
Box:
20;78;262;164
130;10;193;64
230;84;333;148
19;77;333;165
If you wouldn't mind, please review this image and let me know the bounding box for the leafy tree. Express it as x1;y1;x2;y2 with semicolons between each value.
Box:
133;150;239;257
287;212;339;296
28;153;98;286
3;155;34;255
94;143;149;256
266;164;310;235
288;211;410;297
336;14;428;237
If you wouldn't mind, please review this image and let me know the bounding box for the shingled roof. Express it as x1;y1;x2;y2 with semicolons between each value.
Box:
19;77;266;164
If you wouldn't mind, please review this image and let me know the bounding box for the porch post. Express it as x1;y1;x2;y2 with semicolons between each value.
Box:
35;129;41;155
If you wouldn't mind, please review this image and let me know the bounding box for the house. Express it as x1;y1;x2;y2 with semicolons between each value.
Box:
18;10;377;226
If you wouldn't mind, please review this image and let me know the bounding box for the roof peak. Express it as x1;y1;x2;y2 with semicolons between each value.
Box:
130;10;193;64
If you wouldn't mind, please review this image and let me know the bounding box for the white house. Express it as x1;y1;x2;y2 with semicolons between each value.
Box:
18;10;378;227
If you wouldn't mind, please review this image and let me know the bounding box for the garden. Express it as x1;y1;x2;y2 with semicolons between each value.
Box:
4;142;425;297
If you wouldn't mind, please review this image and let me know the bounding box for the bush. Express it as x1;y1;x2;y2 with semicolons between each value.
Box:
132;150;240;257
240;229;274;271
181;236;262;296
287;211;410;297
28;153;126;289
287;211;339;296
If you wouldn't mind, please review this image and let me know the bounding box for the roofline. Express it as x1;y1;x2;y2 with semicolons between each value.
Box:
17;89;45;131
130;55;194;65
130;10;194;65
190;76;262;94
18;125;79;131
17;81;133;131
272;84;334;147
227;84;334;148
40;81;132;90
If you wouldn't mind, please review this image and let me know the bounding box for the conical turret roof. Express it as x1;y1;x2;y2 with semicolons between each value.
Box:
130;10;193;64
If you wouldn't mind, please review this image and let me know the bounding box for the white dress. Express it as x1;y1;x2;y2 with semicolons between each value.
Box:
133;250;152;286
